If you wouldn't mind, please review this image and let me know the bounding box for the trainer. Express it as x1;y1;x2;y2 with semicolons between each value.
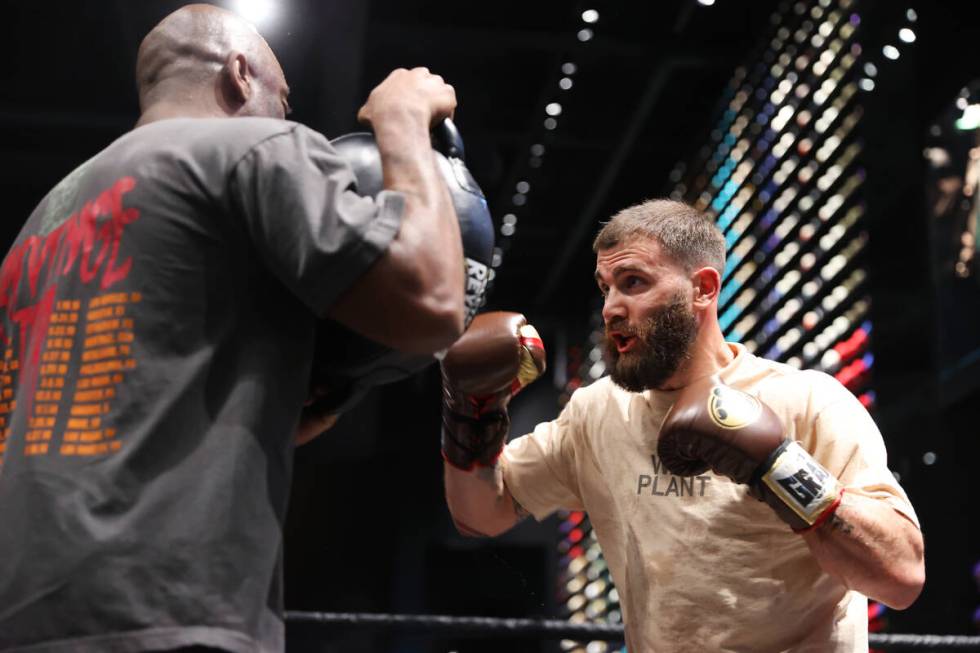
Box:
0;4;463;652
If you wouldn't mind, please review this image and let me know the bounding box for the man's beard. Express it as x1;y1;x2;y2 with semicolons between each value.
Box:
604;294;698;392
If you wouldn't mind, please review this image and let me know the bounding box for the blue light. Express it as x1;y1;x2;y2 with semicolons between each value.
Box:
724;230;740;248
719;305;740;331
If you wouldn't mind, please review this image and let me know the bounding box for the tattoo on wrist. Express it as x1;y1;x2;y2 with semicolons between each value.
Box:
827;512;853;535
512;497;530;521
475;465;497;484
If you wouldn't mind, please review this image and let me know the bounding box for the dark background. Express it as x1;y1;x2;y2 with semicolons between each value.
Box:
2;1;980;651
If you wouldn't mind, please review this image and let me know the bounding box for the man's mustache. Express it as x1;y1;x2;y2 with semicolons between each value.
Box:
605;318;639;337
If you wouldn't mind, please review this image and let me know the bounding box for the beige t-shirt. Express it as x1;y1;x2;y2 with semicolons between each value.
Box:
502;343;918;653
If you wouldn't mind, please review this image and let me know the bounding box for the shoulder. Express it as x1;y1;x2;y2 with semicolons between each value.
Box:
732;350;860;424
125;118;331;163
567;376;626;409
738;350;848;403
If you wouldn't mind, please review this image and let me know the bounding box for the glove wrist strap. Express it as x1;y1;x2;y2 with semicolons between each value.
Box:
756;440;844;530
441;408;509;471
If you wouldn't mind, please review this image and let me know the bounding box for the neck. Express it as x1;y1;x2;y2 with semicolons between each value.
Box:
660;318;733;391
135;101;230;127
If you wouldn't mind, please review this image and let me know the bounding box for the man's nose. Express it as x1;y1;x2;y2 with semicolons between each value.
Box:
601;288;627;324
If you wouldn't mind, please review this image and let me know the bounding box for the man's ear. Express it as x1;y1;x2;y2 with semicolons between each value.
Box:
691;266;721;309
222;51;252;108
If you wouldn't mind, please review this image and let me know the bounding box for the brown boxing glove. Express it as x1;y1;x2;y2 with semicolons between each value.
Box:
657;376;844;532
441;312;546;471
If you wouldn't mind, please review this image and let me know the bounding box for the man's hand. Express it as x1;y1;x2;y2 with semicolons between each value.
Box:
357;67;456;129
657;376;843;531
441;311;545;470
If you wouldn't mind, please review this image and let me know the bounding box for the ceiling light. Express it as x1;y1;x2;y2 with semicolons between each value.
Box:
882;45;900;60
581;9;599;23
898;28;915;43
231;0;276;26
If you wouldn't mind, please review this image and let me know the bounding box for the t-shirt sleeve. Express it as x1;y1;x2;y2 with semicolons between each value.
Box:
229;123;404;316
501;394;586;521
801;373;920;529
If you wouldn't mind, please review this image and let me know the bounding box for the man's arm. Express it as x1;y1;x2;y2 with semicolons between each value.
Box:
657;376;925;609
438;312;546;537
801;493;924;609
329;67;465;355
444;462;528;538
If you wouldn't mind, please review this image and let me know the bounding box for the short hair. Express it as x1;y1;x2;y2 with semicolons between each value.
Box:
592;199;726;273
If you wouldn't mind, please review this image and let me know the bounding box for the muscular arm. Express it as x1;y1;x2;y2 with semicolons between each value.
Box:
444;461;527;537
329;74;465;355
801;492;924;609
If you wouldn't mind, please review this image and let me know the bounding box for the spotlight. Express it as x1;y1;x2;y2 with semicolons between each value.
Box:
546;102;563;116
577;28;594;42
231;0;277;26
882;45;900;60
898;28;916;43
697;0;716;5
581;9;599;23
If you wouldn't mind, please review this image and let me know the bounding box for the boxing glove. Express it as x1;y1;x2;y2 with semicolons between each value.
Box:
657;376;843;531
441;312;546;471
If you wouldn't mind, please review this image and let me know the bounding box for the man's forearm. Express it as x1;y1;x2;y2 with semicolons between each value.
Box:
802;492;925;609
329;111;465;353
444;461;525;538
374;113;465;322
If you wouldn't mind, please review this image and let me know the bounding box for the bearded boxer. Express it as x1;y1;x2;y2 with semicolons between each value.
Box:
0;4;466;652
442;199;925;652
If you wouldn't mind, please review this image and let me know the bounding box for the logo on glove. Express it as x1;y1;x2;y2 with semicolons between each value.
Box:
707;385;762;429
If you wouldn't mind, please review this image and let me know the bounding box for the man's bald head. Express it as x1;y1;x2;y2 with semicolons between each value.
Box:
136;4;290;122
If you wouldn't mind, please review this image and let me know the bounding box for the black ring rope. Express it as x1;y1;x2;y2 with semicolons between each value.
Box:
285;611;980;649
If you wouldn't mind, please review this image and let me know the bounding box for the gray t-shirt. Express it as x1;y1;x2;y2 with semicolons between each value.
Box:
0;117;404;652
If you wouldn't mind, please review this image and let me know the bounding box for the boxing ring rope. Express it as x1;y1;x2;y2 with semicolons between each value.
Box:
285;611;980;650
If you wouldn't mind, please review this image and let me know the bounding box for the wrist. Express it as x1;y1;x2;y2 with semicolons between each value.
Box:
793;488;845;534
369;106;430;144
